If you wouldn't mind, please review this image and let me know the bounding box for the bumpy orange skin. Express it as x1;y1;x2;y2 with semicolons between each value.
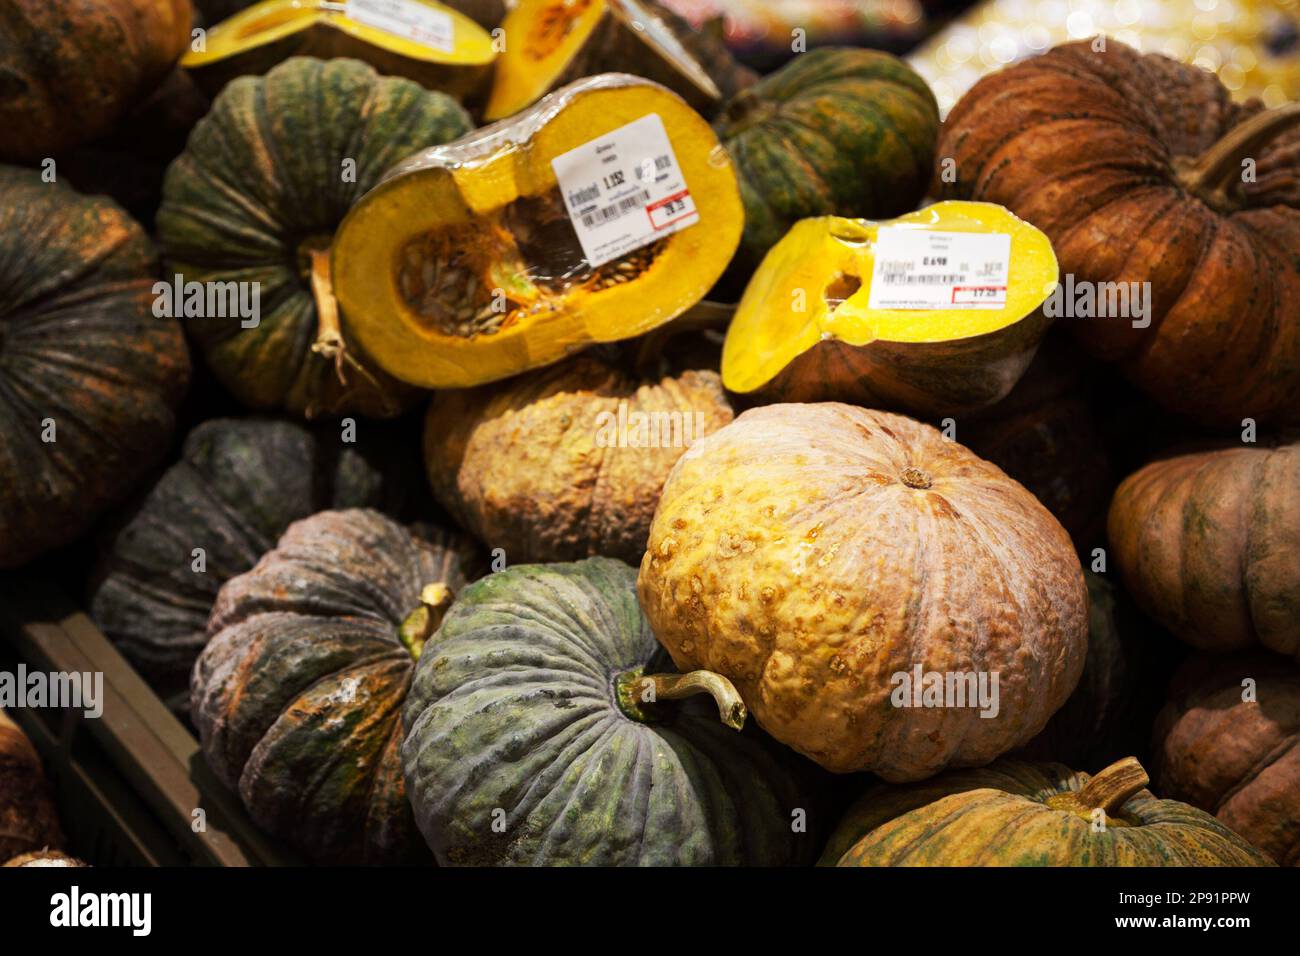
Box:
637;403;1088;779
426;356;733;565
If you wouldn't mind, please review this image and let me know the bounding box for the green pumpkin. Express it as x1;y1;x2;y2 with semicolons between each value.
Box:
714;47;939;270
90;416;427;712
820;758;1273;867
0;166;190;569
157;56;472;419
192;509;483;865
401;557;815;866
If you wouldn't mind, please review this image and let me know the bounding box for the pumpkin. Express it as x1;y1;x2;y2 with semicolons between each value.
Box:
0;0;192;163
820;757;1274;866
3;851;87;868
184;0;496;101
192;508;483;864
484;0;726;121
0;710;63;863
401;557;817;865
157;56;472;419
440;0;507;29
933;39;1300;427
0;167;190;570
1152;651;1300;866
333;73;742;390
720;202;1058;416
424;355;732;565
715;47;939;271
90;416;427;712
962;335;1112;549
1107;439;1299;657
1015;573;1168;771
637;403;1089;779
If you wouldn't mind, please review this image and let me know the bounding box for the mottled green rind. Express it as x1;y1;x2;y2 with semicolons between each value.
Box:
193;508;483;865
401;557;813;866
89;416;425;710
715;48;939;269
819;759;1274;867
0;165;189;569
157;57;472;418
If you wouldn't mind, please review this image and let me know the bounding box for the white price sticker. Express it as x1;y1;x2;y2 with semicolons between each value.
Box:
550;113;700;269
345;0;455;52
867;228;1011;310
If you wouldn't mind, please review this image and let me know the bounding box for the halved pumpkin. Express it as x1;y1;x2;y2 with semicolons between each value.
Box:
184;0;495;98
721;201;1058;417
333;73;742;389
484;0;719;121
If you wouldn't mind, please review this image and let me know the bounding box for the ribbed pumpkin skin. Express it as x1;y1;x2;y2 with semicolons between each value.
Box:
1107;441;1299;658
401;558;812;866
715;48;938;267
0;710;63;863
157;57;472;418
1152;652;1300;866
424;357;733;565
193;509;482;865
91;417;422;710
0;167;190;569
638;404;1089;779
1015;573;1163;771
934;40;1300;427
0;0;192;162
822;759;1273;867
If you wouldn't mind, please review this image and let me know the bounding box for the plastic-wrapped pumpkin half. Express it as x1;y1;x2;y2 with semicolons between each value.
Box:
332;72;743;389
183;0;497;99
721;201;1058;416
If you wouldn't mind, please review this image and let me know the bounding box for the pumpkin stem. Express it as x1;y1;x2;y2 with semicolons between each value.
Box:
398;583;454;660
618;670;747;730
1178;102;1300;210
1077;756;1150;816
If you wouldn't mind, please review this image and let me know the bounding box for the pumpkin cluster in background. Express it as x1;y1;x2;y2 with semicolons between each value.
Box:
0;0;1295;872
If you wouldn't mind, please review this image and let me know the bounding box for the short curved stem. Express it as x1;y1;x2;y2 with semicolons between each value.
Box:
641;670;747;730
1078;757;1150;816
398;583;454;660
1179;103;1300;203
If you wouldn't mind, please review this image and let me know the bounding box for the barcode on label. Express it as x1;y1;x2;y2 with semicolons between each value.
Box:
580;190;650;229
881;273;963;285
569;184;601;207
636;155;673;179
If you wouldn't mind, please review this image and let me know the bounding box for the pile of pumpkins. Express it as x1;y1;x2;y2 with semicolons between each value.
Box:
0;0;1295;868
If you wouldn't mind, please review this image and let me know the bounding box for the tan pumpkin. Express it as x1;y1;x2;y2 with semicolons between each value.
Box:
1152;652;1300;867
637;403;1089;779
425;355;733;565
934;39;1300;427
0;0;193;162
1107;440;1299;657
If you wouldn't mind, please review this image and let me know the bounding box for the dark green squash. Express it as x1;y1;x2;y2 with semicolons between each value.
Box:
157;56;472;419
90;416;426;712
714;47;939;271
0;166;190;569
820;757;1273;867
192;508;483;865
401;557;816;866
